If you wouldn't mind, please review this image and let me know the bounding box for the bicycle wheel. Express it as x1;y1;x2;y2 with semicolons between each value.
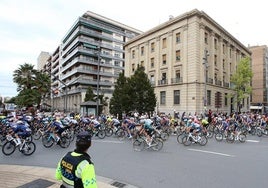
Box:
152;138;163;151
97;130;106;139
199;135;208;146
226;133;235;143
256;129;262;137
33;130;42;140
177;132;185;144
0;134;6;146
2;141;16;155
239;133;247;143
206;130;214;139
42;134;54;148
21;141;36;156
105;128;113;137
215;133;223;142
182;136;192;146
133;139;145;151
59;136;71;148
117;129;126;141
160;131;169;141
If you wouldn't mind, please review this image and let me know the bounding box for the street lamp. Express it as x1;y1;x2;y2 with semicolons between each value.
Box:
203;49;209;113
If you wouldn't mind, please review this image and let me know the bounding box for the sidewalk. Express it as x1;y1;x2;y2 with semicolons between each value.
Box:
0;164;119;188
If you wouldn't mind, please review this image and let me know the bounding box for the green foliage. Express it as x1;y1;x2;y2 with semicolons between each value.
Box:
84;86;96;102
110;66;156;117
109;73;127;118
13;63;51;108
230;56;253;111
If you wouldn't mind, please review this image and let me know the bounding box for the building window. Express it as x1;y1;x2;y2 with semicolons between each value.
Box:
114;61;120;66
141;46;144;56
225;93;228;106
140;61;144;68
160;91;166;105
176;33;181;43
132;64;135;72
204;32;208;44
162;38;167;48
176;70;181;79
229;48;232;58
150;58;154;68
176;50;181;61
214;55;217;67
207;90;211;106
174;90;180;104
214;38;217;49
132;50;135;59
151;42;155;52
223;59;225;69
162;54;167;65
223;44;226;54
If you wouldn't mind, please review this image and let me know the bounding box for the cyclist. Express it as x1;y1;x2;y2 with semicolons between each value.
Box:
55;131;97;188
139;118;154;146
9;120;31;146
121;117;136;138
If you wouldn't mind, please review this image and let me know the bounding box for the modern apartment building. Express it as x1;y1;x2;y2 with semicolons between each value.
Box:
249;45;268;112
45;11;142;114
124;9;251;115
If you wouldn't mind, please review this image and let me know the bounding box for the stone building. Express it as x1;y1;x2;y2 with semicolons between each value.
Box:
124;9;251;115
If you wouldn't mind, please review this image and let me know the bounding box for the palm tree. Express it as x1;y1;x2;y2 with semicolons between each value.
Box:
13;63;36;92
13;63;51;108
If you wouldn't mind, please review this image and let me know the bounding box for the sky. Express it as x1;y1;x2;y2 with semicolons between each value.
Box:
0;0;267;98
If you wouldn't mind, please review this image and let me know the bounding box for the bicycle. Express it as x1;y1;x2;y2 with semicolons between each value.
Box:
133;132;163;151
2;134;36;156
42;131;70;148
182;132;208;146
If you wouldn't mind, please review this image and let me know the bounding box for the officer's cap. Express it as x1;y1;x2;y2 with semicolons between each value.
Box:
76;131;91;143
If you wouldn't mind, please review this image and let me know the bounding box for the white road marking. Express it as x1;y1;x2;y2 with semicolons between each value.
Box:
187;148;235;157
92;140;124;144
246;140;259;143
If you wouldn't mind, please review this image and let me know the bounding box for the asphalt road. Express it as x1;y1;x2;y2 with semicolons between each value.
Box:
1;134;268;188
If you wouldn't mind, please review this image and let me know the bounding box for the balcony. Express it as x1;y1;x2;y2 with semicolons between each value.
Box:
224;82;230;88
158;79;168;86
215;80;222;86
171;77;183;84
207;78;213;84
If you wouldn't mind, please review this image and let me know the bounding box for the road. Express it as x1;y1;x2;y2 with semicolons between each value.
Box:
1;134;268;188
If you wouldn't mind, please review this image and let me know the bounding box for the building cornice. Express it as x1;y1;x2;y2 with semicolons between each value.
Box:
125;9;251;55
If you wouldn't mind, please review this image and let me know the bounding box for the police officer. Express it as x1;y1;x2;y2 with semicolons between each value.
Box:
55;131;97;188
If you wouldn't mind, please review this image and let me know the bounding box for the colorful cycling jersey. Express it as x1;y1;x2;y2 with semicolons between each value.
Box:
201;119;209;125
90;120;100;127
144;119;153;128
111;118;120;124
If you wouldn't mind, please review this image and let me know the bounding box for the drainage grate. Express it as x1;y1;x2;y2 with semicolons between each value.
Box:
111;181;127;188
17;178;55;188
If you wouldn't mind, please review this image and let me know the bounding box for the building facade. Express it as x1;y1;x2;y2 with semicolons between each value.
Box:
124;9;251;115
42;11;142;114
249;45;268;112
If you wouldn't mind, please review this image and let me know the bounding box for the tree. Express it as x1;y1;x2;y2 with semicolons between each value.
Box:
128;66;156;114
110;66;156;117
13;63;50;108
13;63;36;91
84;86;95;102
109;73;128;118
230;56;253;112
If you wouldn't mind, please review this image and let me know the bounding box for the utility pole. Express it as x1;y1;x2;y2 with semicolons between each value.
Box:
96;42;101;118
203;49;209;114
